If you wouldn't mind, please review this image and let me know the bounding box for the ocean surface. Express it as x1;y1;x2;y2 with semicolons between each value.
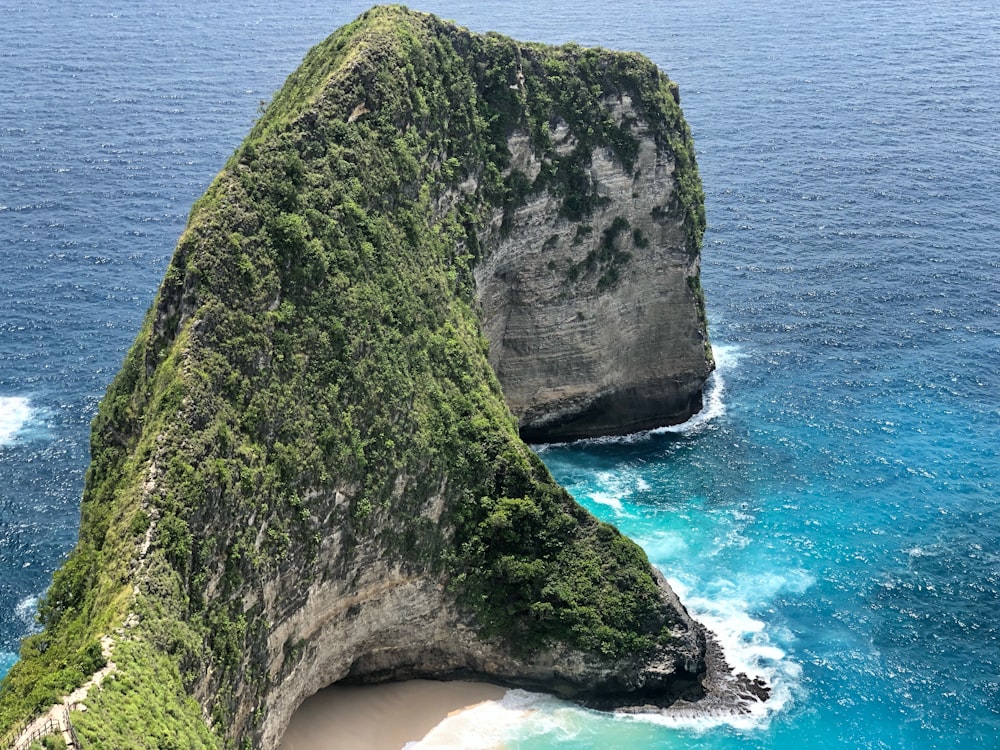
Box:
2;1;998;747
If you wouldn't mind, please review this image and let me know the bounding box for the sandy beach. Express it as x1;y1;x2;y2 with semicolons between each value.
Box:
279;680;508;750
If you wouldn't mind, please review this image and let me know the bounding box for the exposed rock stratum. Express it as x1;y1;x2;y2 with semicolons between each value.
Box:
479;100;713;441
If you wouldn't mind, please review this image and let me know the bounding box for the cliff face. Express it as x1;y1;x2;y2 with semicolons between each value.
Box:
478;104;712;440
257;537;706;748
0;7;718;747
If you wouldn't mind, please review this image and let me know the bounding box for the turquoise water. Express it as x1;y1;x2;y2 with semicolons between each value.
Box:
2;1;998;747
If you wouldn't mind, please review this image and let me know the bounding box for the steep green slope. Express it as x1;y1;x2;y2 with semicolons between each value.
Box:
0;6;710;747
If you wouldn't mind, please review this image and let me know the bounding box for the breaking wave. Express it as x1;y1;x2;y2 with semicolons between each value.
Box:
15;595;40;629
0;652;17;680
651;573;807;731
534;343;741;452
651;343;741;437
0;396;34;446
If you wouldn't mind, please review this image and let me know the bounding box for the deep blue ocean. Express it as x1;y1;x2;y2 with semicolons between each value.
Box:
2;1;998;748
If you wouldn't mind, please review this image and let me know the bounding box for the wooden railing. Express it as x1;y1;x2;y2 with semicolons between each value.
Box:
0;714;58;750
62;706;80;749
0;719;31;750
0;704;80;750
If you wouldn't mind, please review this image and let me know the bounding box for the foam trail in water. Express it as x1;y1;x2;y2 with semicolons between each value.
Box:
0;596;41;681
0;397;33;446
0;653;17;680
583;470;637;515
407;567;806;744
633;574;806;732
411;689;648;749
16;595;40;629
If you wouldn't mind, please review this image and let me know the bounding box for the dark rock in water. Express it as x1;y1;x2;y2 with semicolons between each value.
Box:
0;7;726;748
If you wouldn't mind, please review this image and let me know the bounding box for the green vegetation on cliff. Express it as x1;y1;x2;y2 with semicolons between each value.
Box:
0;6;706;746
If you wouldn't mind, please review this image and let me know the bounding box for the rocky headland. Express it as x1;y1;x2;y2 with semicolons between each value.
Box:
0;7;743;749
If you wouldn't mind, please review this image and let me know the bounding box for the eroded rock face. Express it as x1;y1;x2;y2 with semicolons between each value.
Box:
258;533;707;748
477;96;713;442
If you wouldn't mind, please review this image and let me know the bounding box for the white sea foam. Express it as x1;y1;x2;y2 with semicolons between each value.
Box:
533;343;742;450
412;565;808;744
0;396;34;446
658;573;807;729
636;529;691;562
583;470;639;515
588;491;625;514
15;595;40;627
651;343;742;437
400;573;806;744
406;690;549;749
0;652;17;678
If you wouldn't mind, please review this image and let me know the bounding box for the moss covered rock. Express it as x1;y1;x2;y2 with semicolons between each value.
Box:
0;6;716;747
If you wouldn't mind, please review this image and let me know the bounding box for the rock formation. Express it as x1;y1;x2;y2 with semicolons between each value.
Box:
478;102;713;441
0;7;722;748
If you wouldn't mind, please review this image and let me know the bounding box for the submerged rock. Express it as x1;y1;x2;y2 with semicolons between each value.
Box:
0;6;723;747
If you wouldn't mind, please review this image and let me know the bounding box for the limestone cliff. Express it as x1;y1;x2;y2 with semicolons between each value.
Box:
479;100;713;441
0;6;723;748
